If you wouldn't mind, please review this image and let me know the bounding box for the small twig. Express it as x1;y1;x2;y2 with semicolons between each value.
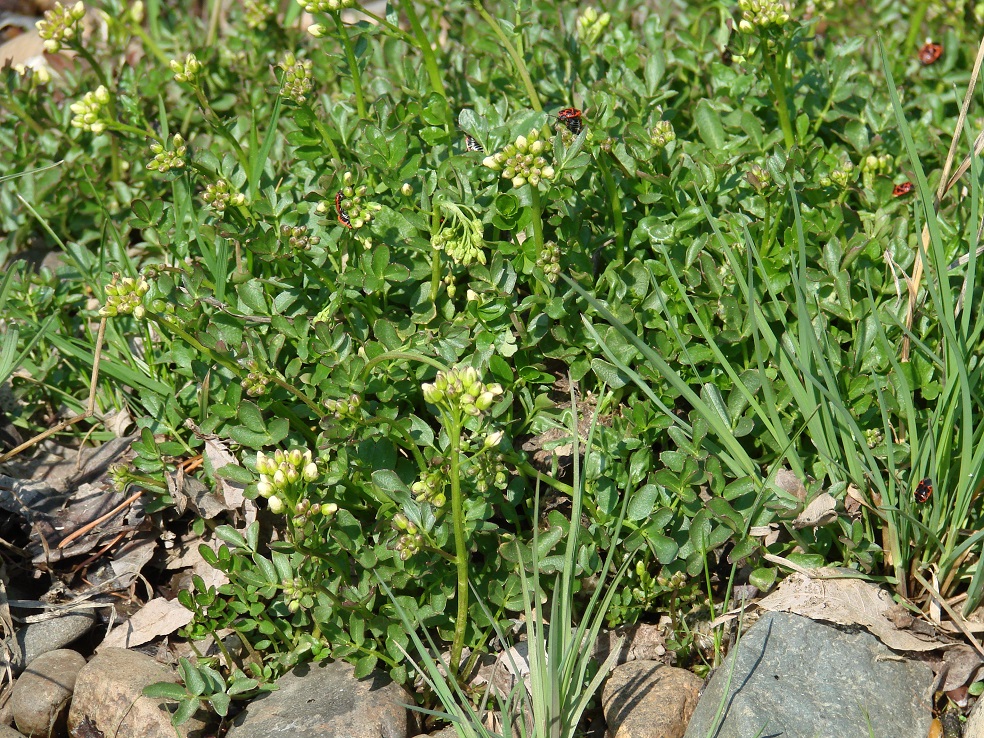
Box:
56;489;142;550
912;571;984;660
70;531;127;575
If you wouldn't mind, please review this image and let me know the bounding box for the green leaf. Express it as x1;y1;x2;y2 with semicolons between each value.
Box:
627;484;659;521
171;697;201;726
354;653;378;678
236;279;269;313
238;401;266;433
214;525;248;549
647;533;679;564
209;692;231;716
143;682;188;701
590;358;629;389
694;99;725;150
749;567;777;590
728;535;759;564
372;469;410;495
179;659;206;697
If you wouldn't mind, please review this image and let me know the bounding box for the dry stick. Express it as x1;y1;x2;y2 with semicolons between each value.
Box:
70;530;127;574
902;36;984;361
912;571;984;660
56;488;142;550
0;318;108;464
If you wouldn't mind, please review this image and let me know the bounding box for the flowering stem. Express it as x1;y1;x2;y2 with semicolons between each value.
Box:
366;415;429;472
763;48;794;150
334;15;367;120
109;122;158;140
430;248;443;304
429;205;443;303
529;186;545;257
446;406;469;679
400;0;446;101
473;2;541;111
74;46;121;179
310;112;342;165
193;88;250;171
269;377;324;417
3;97;45;137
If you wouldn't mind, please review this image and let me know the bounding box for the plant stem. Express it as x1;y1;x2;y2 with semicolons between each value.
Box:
473;2;541;111
269;377;324;417
192;88;249;171
335;15;368;120
763;48;794;150
74;47;121;180
597;156;625;263
529;186;545;255
400;0;446;100
447;407;469;680
311;113;342;164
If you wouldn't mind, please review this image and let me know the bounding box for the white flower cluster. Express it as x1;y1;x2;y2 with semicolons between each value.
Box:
255;448;321;515
482;129;555;188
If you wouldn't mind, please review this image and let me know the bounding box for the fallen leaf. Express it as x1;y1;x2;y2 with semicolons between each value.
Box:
109;533;157;587
100;597;192;649
941;644;984;691
203;436;246;510
756;569;949;652
792;492;837;529
774;468;807;501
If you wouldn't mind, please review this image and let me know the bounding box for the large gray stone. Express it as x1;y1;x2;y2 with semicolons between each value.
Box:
227;660;413;738
67;648;208;738
11;648;85;738
683;612;933;738
3;613;98;673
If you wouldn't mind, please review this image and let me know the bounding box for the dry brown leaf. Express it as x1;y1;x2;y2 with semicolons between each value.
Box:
203;436;246;509
99;597;192;650
941;644;984;691
756;570;947;652
109;533;156;587
749;523;780;546
774;468;807;501
792;492;837;529
165;532;228;589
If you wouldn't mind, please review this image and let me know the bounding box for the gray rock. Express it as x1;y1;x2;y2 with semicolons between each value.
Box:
603;661;702;738
11;648;86;738
683;612;934;738
3;612;98;674
227;660;413;738
67;647;208;738
0;726;28;738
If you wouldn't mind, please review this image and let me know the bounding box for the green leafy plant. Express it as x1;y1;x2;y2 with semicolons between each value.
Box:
143;656;263;726
382;389;641;737
4;0;984;719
